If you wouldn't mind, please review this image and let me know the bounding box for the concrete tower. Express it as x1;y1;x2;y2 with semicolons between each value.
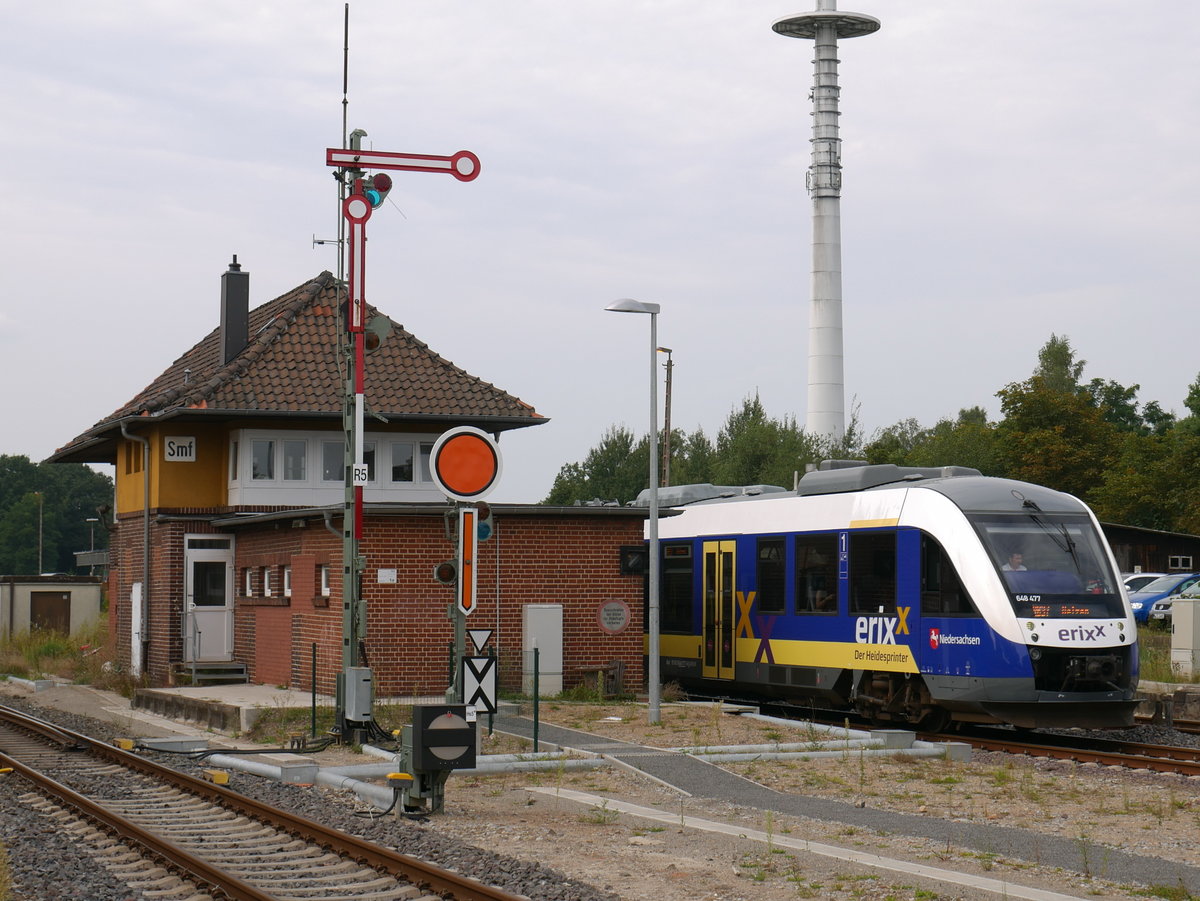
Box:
774;1;879;443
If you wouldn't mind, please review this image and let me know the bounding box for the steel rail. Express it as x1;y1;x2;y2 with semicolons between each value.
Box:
0;703;527;901
0;748;275;901
951;733;1200;776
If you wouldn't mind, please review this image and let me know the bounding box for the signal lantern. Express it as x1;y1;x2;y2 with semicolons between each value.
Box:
433;560;457;585
475;502;494;541
364;173;393;209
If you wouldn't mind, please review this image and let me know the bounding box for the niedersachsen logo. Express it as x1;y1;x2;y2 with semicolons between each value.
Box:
929;628;982;650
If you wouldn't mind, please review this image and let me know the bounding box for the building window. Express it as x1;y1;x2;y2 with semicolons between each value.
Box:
229;440;239;481
756;537;786;614
418;442;434;481
1169;555;1194;570
319;564;331;597
322;441;343;482
391;442;415;483
283;565;292;597
243;567;253;597
283;440;307;481
125;440;144;475
262;566;273;597
251;440;275;480
363;442;376;482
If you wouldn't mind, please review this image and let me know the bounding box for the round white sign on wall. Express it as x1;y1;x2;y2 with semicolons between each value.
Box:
598;600;631;635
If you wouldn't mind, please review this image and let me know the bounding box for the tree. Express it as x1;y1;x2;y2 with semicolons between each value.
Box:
668;428;716;487
0;455;113;574
866;408;1000;474
711;394;821;489
864;418;927;466
995;376;1119;500
1034;334;1086;393
543;426;648;505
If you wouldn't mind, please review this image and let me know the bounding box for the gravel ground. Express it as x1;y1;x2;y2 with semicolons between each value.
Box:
0;689;618;901
3;686;1200;901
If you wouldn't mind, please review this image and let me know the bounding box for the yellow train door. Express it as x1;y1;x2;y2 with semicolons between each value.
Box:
702;540;737;680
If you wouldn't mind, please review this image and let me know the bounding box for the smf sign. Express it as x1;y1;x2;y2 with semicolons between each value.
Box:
164;437;196;462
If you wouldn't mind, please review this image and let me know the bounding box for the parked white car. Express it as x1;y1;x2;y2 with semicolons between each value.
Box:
1150;584;1200;624
1123;572;1166;593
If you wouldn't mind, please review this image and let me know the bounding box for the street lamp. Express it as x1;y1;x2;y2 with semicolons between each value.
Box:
33;491;43;574
86;517;99;576
605;298;662;724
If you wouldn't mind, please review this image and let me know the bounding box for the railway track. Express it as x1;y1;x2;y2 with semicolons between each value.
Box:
953;729;1200;775
0;703;527;901
742;697;1200;775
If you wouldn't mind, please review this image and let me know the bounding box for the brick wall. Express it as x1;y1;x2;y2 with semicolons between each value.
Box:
110;507;648;700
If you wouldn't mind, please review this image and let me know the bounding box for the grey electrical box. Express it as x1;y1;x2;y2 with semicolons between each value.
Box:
1172;598;1200;678
345;666;374;721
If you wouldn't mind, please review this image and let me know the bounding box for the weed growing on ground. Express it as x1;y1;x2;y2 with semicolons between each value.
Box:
579;800;618;825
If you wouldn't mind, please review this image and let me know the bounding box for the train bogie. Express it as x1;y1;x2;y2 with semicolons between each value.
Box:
649;463;1139;731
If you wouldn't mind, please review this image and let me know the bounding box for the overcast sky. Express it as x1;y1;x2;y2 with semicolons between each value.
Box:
2;1;1197;503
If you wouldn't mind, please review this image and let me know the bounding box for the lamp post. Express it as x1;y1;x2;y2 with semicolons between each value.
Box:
34;491;43;575
605;298;662;724
86;517;98;576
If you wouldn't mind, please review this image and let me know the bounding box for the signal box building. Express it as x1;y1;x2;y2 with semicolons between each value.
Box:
50;263;647;697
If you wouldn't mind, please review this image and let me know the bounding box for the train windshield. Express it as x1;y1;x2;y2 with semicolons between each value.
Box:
969;512;1124;617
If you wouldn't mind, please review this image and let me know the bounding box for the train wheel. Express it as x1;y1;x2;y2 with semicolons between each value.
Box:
915;708;951;732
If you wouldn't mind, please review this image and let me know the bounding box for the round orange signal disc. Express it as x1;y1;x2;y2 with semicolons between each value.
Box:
431;428;501;500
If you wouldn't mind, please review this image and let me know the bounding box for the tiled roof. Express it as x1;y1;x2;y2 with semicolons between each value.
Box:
53;272;545;460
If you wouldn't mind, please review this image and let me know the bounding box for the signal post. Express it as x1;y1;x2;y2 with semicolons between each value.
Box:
325;133;481;740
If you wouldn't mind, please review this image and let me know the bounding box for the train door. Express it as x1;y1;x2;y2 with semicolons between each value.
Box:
702;540;736;680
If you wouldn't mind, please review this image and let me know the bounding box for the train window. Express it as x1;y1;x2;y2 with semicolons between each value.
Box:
849;531;897;614
970;512;1124;616
920;533;978;617
795;533;838;614
661;543;694;632
757;538;786;614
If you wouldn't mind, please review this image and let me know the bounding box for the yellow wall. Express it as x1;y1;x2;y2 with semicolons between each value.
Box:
115;425;228;514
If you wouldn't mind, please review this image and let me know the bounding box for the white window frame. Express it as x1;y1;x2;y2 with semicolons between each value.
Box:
283;565;292;598
282;439;307;482
262;566;273;598
228;428;443;503
251;439;275;481
320;564;331;597
243;567;253;597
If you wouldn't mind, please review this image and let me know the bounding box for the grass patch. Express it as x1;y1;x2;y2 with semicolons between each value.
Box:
0;620;124;690
1139;628;1200;684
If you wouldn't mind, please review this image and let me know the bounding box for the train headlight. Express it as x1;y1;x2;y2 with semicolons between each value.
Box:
1029;647;1042;661
1030;633;1039;643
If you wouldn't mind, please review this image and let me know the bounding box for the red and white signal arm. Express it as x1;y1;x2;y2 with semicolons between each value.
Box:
430;427;502;502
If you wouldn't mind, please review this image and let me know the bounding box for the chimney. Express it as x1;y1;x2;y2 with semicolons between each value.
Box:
220;255;249;365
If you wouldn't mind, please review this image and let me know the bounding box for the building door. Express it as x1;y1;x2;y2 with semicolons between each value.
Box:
701;540;736;680
183;536;234;662
30;592;70;632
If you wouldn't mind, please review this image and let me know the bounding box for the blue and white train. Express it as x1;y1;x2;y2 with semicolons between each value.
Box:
650;462;1139;730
